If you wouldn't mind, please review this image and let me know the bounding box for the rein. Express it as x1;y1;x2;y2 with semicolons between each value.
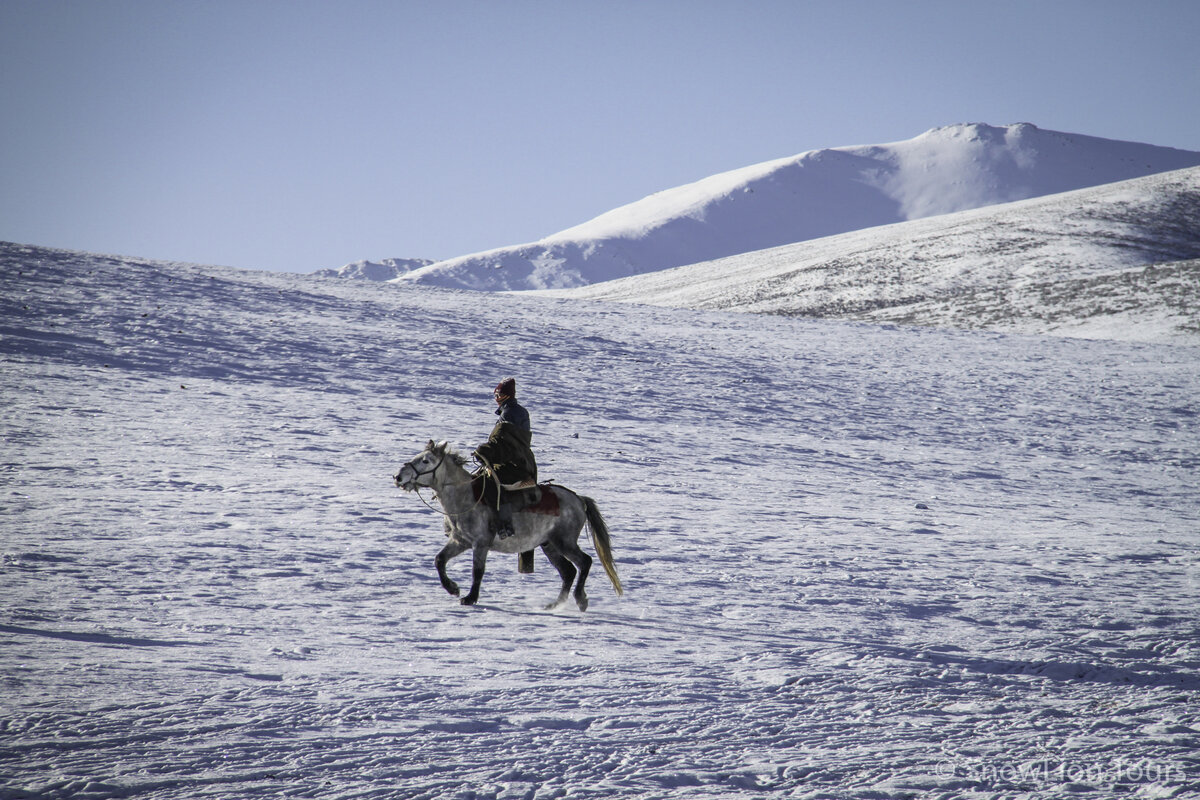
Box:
414;485;449;516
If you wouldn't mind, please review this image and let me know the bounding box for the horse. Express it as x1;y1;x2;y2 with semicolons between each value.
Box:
394;440;623;610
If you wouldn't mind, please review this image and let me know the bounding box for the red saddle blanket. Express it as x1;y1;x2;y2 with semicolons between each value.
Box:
471;479;561;516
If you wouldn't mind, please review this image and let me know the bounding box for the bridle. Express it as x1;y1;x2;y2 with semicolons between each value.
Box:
398;447;486;520
399;450;452;516
403;451;444;487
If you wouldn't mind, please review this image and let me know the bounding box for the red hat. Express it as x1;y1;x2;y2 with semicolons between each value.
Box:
494;377;516;398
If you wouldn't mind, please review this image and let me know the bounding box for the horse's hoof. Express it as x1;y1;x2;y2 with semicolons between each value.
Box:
444;583;460;597
461;595;478;606
576;596;589;612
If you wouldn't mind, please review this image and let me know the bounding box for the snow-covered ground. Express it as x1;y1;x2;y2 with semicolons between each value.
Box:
391;124;1200;291
3;241;1200;799
549;167;1200;345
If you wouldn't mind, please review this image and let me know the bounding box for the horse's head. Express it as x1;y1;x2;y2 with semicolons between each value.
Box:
394;440;463;490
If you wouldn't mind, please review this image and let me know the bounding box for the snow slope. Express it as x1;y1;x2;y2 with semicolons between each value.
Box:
548;166;1200;344
3;241;1200;799
393;123;1200;291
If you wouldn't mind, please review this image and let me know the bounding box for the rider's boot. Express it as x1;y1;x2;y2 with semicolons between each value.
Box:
491;503;515;539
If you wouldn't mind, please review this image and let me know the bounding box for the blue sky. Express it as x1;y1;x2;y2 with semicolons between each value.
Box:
3;0;1198;273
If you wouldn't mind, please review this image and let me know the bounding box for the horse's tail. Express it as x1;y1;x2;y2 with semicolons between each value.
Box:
582;496;623;596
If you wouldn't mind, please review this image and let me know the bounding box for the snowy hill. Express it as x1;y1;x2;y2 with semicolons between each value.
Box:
547;166;1200;344
312;256;433;281
4;240;1200;798
394;123;1200;291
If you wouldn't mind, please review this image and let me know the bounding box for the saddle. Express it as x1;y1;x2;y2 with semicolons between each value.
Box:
470;475;560;516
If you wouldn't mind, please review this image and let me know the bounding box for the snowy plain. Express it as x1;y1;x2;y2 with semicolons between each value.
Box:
3;241;1200;799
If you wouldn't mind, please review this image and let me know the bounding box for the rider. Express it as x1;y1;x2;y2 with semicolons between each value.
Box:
473;377;537;540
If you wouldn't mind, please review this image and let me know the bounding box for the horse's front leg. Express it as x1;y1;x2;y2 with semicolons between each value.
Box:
435;539;469;597
460;544;490;606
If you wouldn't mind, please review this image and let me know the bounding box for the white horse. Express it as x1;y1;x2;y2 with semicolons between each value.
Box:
395;440;623;610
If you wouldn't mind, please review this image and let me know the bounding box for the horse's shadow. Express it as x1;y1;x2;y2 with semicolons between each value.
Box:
0;623;203;649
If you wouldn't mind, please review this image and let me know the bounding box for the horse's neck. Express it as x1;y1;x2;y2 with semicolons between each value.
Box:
433;462;475;511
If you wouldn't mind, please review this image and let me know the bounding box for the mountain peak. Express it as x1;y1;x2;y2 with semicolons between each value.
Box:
921;121;1036;138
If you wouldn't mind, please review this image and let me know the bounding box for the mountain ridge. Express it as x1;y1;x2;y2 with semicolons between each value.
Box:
391;123;1200;291
543;166;1200;343
313;257;433;281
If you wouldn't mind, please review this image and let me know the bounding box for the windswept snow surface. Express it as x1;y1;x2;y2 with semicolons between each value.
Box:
549;166;1200;345
3;241;1200;799
394;123;1200;291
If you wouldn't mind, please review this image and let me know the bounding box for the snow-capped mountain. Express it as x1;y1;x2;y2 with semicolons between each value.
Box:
312;257;432;281
393;123;1200;291
546;166;1200;344
4;240;1199;799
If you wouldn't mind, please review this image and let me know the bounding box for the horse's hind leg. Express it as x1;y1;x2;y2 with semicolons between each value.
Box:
435;539;469;597
460;545;489;606
540;543;577;610
557;539;592;611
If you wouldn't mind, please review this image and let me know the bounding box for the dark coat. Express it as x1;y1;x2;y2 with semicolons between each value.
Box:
474;399;537;487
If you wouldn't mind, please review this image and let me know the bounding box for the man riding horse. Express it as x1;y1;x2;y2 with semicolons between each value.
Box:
473;377;538;570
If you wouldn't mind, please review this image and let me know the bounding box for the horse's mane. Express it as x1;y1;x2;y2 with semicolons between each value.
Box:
428;439;468;468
